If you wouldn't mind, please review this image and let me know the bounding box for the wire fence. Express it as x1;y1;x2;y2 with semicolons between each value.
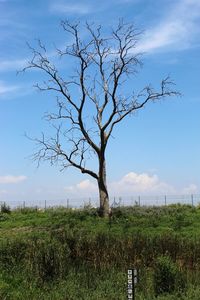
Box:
1;194;200;210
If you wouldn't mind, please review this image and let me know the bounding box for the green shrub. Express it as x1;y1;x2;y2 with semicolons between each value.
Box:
1;202;11;214
25;237;71;283
0;213;10;222
0;280;10;299
19;207;38;214
0;238;28;269
153;255;186;296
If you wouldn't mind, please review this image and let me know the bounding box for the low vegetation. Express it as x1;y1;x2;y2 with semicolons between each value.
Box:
1;204;200;299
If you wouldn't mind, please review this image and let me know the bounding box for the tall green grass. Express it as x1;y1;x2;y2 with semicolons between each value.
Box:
1;204;200;299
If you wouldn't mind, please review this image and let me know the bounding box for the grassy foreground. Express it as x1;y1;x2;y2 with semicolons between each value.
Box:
1;204;200;299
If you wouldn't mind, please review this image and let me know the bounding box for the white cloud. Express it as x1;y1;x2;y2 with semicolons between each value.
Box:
51;3;92;15
0;175;27;184
0;58;26;72
182;183;198;194
117;0;137;2
137;0;200;53
77;179;96;190
0;81;19;96
65;172;174;197
64;171;199;198
110;172;175;195
65;179;97;196
0;80;32;99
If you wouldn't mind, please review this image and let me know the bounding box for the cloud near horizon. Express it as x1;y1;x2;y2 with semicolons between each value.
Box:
0;175;27;184
65;179;97;196
64;172;199;197
110;172;175;195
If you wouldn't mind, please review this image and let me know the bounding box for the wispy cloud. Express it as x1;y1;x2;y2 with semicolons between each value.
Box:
0;81;19;96
137;0;200;53
0;58;26;72
117;0;138;3
50;2;92;15
0;80;33;99
0;175;27;184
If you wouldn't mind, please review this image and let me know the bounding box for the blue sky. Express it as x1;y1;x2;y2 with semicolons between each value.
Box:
0;0;200;206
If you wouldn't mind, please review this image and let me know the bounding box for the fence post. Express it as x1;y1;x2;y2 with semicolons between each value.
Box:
164;195;167;206
191;194;194;206
67;198;69;208
113;196;116;207
23;201;25;209
44;200;47;210
138;196;141;206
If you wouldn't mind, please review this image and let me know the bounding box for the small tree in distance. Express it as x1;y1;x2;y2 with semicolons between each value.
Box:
23;20;179;217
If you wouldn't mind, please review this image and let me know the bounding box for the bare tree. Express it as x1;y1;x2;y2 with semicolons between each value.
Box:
22;20;179;217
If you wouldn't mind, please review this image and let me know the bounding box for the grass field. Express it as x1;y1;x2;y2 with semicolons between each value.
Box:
1;204;200;299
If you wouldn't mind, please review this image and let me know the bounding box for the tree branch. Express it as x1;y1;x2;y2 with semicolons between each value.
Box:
106;76;180;141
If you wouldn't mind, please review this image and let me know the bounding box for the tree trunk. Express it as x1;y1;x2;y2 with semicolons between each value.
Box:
98;157;110;217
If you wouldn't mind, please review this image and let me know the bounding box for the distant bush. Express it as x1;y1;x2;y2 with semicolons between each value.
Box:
19;207;38;214
1;202;11;214
153;255;186;296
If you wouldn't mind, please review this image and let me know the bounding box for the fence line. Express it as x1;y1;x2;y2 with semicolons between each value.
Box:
1;194;200;210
